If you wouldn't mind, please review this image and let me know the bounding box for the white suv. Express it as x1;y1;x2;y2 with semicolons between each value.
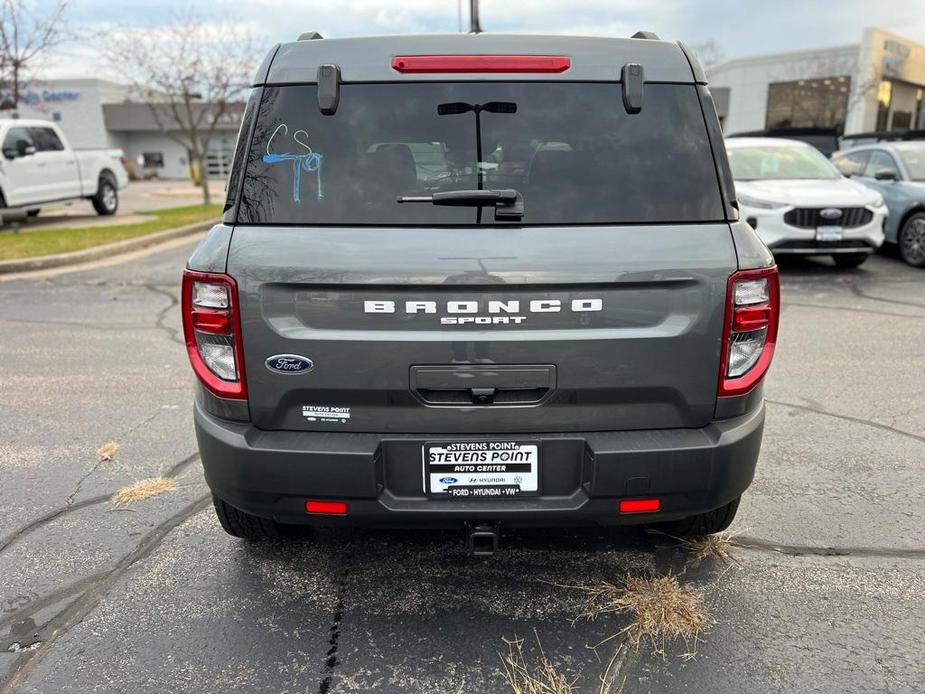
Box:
726;137;887;268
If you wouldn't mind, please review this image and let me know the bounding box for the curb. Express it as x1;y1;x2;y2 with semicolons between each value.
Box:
0;220;214;274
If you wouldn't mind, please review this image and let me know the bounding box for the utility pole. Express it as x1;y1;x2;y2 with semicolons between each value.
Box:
469;0;482;34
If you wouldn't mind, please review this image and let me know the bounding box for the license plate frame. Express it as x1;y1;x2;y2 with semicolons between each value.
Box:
422;440;541;499
815;226;844;242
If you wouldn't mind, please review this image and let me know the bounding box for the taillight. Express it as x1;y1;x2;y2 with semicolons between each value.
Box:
181;270;247;400
718;267;780;396
391;55;571;74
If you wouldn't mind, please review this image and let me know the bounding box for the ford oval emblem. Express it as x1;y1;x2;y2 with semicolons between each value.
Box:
265;354;314;374
439;476;459;485
820;207;843;220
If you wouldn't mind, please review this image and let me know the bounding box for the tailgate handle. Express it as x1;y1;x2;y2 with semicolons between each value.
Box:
410;365;556;406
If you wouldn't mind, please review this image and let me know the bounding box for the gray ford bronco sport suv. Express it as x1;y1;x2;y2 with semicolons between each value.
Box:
184;32;779;552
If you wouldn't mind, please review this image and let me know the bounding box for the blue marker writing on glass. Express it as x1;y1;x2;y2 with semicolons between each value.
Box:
262;125;324;203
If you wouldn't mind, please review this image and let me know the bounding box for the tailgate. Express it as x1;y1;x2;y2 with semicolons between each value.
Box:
229;224;735;433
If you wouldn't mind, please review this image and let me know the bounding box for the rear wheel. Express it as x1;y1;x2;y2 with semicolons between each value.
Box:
91;175;118;215
899;213;925;268
212;495;284;540
832;253;868;268
649;496;741;537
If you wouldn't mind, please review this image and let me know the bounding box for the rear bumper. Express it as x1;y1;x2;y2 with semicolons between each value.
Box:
195;402;765;528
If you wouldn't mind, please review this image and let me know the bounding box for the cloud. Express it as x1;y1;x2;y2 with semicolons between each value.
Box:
36;0;925;79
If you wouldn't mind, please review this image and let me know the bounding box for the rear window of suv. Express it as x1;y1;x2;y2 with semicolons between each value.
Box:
236;82;725;226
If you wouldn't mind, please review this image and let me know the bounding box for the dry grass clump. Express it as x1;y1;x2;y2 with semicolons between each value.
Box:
97;441;121;461
111;476;175;506
678;531;741;565
574;573;710;653
501;634;579;694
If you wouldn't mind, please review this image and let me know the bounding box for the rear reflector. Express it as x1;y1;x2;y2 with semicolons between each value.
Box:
619;498;661;513
391;55;571;74
305;500;348;515
191;309;231;334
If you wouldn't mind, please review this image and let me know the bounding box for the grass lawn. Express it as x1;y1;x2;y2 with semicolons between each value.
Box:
0;204;221;261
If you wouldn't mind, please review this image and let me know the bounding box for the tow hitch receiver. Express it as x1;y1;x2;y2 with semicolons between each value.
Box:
466;522;500;556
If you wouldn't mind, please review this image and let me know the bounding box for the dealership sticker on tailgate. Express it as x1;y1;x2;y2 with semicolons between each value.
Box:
423;441;540;497
302;404;351;423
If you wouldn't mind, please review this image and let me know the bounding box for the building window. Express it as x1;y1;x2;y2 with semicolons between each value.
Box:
765;76;851;130
876;81;893;131
143;152;165;168
876;79;925;131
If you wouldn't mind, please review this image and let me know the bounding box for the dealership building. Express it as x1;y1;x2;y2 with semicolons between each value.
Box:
3;78;243;180
708;27;925;136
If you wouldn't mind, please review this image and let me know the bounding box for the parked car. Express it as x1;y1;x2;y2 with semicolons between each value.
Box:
839;130;925;148
727;127;841;157
185;32;779;551
832;142;925;268
0;118;129;219
726;137;887;268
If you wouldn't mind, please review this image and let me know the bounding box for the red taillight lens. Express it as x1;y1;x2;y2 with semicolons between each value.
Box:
181;270;247;400
191;309;230;334
619;498;661;513
306;500;348;515
718;267;780;397
391;55;571;74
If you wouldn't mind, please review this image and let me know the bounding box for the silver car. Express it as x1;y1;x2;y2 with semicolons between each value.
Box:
832;142;925;268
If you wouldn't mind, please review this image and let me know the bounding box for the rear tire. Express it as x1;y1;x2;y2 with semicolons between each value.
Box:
212;495;284;540
91;175;119;215
649;496;741;537
832;253;868;268
898;213;925;268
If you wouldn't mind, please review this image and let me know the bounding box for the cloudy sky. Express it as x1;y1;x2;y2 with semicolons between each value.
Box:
38;0;923;77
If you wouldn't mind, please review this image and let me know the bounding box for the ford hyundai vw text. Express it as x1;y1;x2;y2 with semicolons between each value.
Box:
183;32;779;551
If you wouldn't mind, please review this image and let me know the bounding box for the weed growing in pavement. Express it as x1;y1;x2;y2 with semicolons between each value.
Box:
676;529;744;567
569;573;712;657
501;631;580;694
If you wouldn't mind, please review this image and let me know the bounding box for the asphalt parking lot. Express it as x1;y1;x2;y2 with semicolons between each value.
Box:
0;242;923;693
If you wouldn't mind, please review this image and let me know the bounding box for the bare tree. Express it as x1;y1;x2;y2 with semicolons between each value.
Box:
98;14;258;203
688;39;725;70
0;0;70;109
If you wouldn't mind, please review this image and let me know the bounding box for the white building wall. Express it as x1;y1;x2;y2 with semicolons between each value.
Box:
119;133;191;180
8;79;128;149
708;45;861;134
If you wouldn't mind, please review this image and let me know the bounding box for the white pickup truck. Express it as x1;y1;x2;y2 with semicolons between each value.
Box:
0;118;129;220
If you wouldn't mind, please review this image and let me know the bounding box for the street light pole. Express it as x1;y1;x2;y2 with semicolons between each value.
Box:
469;0;482;34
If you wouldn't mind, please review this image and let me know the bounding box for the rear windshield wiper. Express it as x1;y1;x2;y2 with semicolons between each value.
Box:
397;189;524;220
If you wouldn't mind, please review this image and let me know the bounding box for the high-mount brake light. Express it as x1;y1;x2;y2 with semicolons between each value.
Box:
391;55;571;74
718;267;780;397
182;270;247;400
